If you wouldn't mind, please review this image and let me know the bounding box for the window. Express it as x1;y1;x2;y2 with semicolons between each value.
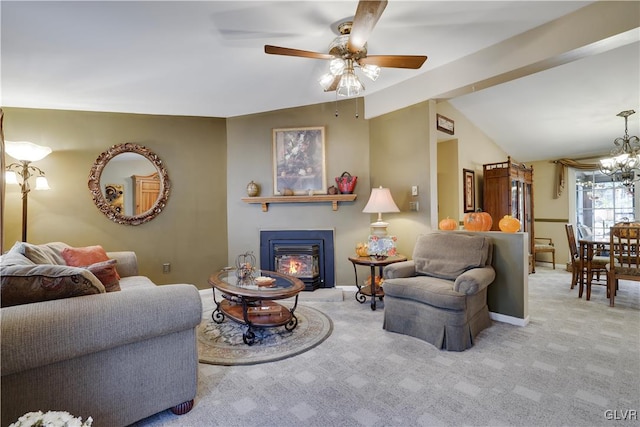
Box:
576;170;636;239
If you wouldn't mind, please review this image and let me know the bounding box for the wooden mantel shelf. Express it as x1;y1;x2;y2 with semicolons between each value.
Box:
242;194;357;212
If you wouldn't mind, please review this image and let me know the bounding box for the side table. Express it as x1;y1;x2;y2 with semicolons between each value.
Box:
348;255;407;310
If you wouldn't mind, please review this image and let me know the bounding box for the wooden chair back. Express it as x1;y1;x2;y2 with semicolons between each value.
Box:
565;224;578;260
608;225;640;306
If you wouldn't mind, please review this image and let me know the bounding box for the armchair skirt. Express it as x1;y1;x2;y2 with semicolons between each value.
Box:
383;281;492;351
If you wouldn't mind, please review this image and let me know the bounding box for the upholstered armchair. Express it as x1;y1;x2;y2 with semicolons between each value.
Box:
382;232;495;351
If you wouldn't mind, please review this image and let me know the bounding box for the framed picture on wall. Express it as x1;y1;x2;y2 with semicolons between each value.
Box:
272;126;327;195
436;114;455;135
463;168;475;212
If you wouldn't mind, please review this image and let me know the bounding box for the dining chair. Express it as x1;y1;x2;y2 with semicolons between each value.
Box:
607;225;640;307
565;224;607;292
533;237;555;269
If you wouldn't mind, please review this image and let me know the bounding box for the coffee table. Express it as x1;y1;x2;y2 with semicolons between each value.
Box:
208;268;305;345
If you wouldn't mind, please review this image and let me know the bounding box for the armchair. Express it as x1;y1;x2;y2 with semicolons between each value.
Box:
382;232;495;351
533;237;556;269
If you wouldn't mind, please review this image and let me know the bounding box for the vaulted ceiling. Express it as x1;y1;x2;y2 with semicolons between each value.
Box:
2;1;638;162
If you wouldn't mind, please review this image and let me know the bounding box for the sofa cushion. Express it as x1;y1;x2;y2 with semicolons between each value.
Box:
1;264;105;307
86;259;121;292
413;232;490;280
16;242;71;265
383;276;467;311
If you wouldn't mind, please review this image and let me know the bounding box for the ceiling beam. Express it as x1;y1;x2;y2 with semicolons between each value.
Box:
364;1;640;119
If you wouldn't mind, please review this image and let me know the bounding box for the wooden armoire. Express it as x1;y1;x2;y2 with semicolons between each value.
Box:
482;157;535;271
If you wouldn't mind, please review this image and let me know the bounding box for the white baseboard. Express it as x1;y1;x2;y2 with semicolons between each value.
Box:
490;311;529;327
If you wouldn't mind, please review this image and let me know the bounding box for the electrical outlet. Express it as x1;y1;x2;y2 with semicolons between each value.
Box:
162;263;171;274
411;185;418;196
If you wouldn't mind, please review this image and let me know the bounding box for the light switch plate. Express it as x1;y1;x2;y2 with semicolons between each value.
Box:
411;185;418;196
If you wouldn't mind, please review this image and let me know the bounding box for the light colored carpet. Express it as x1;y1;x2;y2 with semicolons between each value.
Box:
197;302;333;366
134;267;639;427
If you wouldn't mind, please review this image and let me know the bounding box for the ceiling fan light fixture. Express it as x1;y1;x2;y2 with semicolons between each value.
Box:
329;58;346;76
318;73;336;90
361;63;380;81
337;71;363;97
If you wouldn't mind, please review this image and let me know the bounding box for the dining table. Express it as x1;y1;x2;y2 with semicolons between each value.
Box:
577;235;610;300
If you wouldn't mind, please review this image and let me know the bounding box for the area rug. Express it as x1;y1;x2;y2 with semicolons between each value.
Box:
197;302;333;366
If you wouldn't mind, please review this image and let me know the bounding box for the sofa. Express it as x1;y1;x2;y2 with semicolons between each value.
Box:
0;242;203;427
382;232;495;351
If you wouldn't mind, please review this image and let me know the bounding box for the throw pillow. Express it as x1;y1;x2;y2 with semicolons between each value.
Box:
85;259;121;292
21;242;71;265
0;264;105;308
0;251;36;267
62;245;121;279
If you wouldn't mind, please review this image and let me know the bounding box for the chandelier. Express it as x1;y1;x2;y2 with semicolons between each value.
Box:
599;110;640;187
317;22;381;98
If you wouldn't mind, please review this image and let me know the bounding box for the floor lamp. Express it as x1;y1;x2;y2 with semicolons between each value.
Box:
5;141;52;242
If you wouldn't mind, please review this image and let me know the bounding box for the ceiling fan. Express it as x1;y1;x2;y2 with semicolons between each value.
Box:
264;0;427;97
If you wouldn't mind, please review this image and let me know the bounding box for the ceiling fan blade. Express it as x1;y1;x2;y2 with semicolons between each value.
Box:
348;0;388;54
360;55;428;69
265;45;334;60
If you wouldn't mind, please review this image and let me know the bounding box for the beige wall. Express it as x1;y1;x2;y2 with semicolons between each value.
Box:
2;108;228;288
435;102;508;224
530;159;570;266
226;99;373;286
369;101;434;256
3;99;542;289
437;139;459;222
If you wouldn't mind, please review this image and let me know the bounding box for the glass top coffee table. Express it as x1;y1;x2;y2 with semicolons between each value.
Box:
208;268;305;345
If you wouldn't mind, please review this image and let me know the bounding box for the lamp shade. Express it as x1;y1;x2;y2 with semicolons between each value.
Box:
5;141;52;162
362;187;400;214
35;176;51;190
5;171;19;185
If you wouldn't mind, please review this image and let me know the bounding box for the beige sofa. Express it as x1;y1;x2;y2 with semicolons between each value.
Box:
382;232;495;351
1;242;202;426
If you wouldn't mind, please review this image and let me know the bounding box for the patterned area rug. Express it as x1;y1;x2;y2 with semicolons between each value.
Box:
197;302;333;366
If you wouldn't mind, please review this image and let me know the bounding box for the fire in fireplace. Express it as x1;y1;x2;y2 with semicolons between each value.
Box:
260;229;334;291
274;245;320;291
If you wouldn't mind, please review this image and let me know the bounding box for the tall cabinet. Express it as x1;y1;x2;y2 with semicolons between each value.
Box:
483;157;535;272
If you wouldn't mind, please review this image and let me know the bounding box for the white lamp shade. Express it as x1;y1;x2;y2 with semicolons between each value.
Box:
5;141;52;162
35;176;51;190
318;73;336;90
5;171;19;185
361;64;380;81
362;187;400;213
337;71;363;97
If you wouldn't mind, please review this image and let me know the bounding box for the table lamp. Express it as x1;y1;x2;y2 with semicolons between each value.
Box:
362;186;400;259
362;186;400;236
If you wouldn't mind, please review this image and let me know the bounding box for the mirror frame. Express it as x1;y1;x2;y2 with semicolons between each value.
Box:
88;143;171;225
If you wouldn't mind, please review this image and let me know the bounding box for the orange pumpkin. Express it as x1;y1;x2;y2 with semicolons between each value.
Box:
355;242;369;257
463;209;493;231
439;217;457;231
499;215;521;233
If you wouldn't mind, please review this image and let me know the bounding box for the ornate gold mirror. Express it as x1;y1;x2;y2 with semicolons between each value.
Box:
88;143;170;225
